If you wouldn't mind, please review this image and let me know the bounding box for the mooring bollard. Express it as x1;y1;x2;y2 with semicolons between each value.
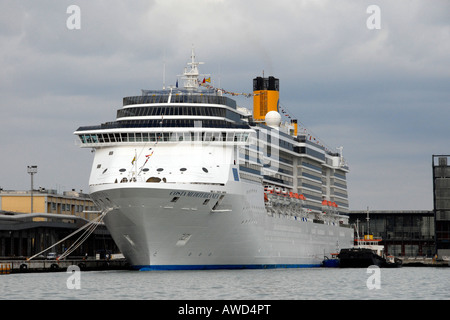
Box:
0;263;11;275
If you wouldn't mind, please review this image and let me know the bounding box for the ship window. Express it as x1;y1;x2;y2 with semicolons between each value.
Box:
202;167;208;173
142;168;149;172
135;133;142;142
102;169;108;174
97;164;101;169
180;168;187;171
157;168;164;172
203;199;210;205
109;151;114;155
170;197;179;203
119;168;126;172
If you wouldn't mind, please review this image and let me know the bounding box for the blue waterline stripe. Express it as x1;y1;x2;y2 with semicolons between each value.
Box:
135;264;321;271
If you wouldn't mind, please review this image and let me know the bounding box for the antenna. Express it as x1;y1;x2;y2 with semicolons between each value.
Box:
178;45;208;91
366;206;370;236
162;48;166;90
336;146;344;167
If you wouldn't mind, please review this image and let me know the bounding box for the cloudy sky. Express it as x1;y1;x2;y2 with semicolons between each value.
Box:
1;0;449;211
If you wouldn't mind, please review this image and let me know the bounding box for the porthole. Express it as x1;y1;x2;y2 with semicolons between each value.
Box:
202;167;208;173
180;168;187;172
142;168;149;172
119;168;126;172
157;168;164;172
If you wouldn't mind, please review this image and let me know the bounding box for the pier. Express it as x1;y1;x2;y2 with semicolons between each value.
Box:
401;257;449;267
0;258;131;274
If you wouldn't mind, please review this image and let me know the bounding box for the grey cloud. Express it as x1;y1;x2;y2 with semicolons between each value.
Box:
0;0;448;210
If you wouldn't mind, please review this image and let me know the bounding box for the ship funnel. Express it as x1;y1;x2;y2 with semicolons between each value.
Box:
252;76;279;122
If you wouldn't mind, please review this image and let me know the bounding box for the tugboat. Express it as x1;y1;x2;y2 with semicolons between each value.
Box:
338;234;400;268
338;209;402;268
322;242;341;268
322;253;340;268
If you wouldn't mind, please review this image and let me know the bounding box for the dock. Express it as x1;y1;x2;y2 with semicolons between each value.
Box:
0;258;131;274
401;257;449;267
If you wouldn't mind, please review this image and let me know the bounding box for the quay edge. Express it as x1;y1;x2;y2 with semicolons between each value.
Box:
0;258;131;274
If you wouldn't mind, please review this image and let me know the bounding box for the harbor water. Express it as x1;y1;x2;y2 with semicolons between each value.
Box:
1;267;448;300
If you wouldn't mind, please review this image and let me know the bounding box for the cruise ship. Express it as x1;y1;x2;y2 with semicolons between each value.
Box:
74;50;353;270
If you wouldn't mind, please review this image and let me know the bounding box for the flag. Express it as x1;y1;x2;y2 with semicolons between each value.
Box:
205;77;211;83
131;156;136;165
176;80;178;88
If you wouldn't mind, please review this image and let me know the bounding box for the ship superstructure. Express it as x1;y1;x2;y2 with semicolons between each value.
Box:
74;50;353;270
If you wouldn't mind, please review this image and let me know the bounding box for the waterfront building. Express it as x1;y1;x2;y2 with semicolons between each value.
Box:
348;210;435;257
0;188;99;221
432;155;450;259
0;188;117;258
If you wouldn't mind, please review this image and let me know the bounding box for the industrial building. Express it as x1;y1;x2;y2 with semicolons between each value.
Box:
348;155;450;261
432;155;450;259
0;188;118;258
348;210;435;257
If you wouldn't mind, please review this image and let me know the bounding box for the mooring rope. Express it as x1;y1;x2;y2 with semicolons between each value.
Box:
27;208;112;261
58;212;107;260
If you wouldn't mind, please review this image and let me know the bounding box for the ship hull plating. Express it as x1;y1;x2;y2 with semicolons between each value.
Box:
91;183;353;270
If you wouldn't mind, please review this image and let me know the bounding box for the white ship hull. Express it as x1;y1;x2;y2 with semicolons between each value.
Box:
91;182;353;270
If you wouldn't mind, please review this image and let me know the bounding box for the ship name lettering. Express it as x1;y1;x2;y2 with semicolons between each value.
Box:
170;191;220;199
